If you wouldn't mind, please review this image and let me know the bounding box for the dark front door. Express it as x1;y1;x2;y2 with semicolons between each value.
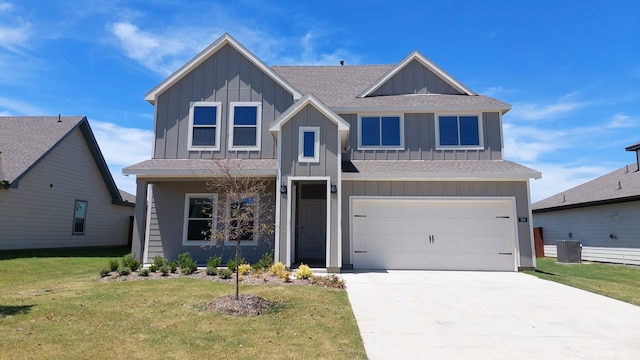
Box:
296;183;327;265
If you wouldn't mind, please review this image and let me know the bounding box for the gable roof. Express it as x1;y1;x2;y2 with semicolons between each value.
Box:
145;33;303;104
359;51;476;97
532;162;640;212
0;116;129;205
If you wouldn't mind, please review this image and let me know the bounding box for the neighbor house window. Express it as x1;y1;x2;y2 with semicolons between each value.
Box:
436;115;483;148
228;102;261;150
72;200;88;235
298;126;320;162
183;194;216;245
188;102;221;150
225;196;257;246
358;115;403;149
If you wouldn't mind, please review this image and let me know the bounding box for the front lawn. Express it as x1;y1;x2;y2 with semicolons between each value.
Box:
0;247;366;359
526;258;640;306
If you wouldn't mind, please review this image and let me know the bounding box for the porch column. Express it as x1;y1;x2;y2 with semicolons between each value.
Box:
131;180;148;262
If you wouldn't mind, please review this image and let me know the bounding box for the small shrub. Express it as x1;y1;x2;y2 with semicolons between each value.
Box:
206;266;218;276
169;261;178;273
282;271;292;282
269;262;286;278
226;257;245;272
122;254;141;272
238;263;251;275
149;264;159;272
153;255;166;268
159;265;169;276
218;268;233;279
177;252;197;275
207;255;222;268
252;251;273;270
108;259;119;272
118;266;131;276
139;268;150;277
311;275;346;289
295;264;313;279
100;268;110;277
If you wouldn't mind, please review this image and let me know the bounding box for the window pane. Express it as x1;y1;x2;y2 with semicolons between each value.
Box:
439;116;459;145
192;127;216;146
75;201;87;218
74;218;85;233
193;106;217;126
361;117;380;146
233;106;257;126
303;131;315;157
233;127;257;146
230;197;255;242
381;117;401;146
187;219;211;241
73;200;87;234
189;198;212;218
459;116;480;145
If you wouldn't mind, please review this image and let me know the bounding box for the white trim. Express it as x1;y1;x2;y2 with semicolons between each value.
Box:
123;169;277;177
341;173;540;181
336;131;342;270
145;33;302;104
358;51;476;97
435;113;484;150
223;194;259;246
228;102;262;151
498;111;505;160
187;101;221;151
298;126;320;163
269;94;349;132
333;105;511;114
526;179;537;268
142;184;153;265
325;180;331;269
349;196;519;271
274;131;282;264
182;193;217;246
357;114;405;150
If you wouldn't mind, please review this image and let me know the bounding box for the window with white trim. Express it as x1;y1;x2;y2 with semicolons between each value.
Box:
183;194;216;245
298;126;320;162
72;200;87;235
228;102;261;150
358;115;404;149
225;195;258;246
188;102;221;150
436;115;483;148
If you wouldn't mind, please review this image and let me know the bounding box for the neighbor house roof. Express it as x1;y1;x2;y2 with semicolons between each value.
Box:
0;116;130;205
342;160;540;180
532;162;640;212
123;158;278;177
272;65;510;112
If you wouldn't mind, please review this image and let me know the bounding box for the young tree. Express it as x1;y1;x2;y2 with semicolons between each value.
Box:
204;158;274;300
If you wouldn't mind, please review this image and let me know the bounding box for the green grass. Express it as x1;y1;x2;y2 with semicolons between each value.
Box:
0;248;366;359
526;258;640;306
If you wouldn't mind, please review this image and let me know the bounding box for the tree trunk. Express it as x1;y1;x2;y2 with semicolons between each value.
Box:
235;243;240;300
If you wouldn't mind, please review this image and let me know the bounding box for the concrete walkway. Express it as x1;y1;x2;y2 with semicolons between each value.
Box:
342;271;640;360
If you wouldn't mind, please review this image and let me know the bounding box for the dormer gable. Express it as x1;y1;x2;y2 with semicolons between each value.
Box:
145;33;303;105
358;51;476;97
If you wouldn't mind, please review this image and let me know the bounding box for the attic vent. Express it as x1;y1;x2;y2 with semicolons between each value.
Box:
339;60;344;66
617;181;622;190
57;114;62;123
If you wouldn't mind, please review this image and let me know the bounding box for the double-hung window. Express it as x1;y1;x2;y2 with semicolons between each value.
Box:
229;102;261;151
358;115;403;149
183;194;216;245
225;196;257;246
72;200;88;235
298;127;320;162
436;115;483;148
188;102;221;150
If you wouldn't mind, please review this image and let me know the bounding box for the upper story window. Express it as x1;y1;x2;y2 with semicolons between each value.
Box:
436;114;483;149
183;194;216;245
188;102;221;151
229;102;262;151
358;115;404;150
72;200;88;235
298;127;320;163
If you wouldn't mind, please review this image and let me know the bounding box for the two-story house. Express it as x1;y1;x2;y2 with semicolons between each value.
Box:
124;33;540;272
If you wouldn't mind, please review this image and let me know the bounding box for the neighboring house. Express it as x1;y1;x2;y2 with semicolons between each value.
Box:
0;116;135;250
532;142;640;265
124;33;540;272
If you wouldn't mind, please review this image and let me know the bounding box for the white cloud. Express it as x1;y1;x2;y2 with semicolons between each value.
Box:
526;162;615;203
0;2;11;12
0;2;31;52
0;96;48;115
509;101;588;121
606;113;638;129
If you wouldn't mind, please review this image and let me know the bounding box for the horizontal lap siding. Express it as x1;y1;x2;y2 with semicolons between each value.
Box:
543;245;640;266
341;180;533;268
145;180;276;265
154;44;293;160
0;128;133;250
342;112;502;161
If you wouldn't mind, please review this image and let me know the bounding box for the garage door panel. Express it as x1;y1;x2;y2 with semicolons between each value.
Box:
352;198;516;271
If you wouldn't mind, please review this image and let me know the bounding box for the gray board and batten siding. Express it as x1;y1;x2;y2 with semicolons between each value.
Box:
153;44;294;160
144;180;276;265
341;180;535;269
370;59;463;96
341;112;503;161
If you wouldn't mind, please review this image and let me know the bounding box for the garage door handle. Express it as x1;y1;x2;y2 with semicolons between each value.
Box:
496;216;510;219
498;252;512;255
354;250;367;253
354;214;367;218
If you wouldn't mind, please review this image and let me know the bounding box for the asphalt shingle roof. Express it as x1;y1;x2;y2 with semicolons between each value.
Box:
0;116;85;183
123;159;278;176
343;160;540;179
532;162;640;211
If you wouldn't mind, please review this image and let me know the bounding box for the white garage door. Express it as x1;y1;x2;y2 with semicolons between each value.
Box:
352;198;517;271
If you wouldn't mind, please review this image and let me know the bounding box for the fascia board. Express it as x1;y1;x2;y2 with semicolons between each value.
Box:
358;51;476;98
332;105;511;114
341;173;541;181
269;94;350;132
122;169;278;177
145;33;302;104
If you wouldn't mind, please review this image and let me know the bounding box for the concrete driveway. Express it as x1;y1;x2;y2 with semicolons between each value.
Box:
341;271;640;360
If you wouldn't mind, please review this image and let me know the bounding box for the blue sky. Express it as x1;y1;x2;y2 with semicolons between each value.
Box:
1;0;638;202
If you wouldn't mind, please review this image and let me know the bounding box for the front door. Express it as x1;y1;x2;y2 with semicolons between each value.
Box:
296;183;327;265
